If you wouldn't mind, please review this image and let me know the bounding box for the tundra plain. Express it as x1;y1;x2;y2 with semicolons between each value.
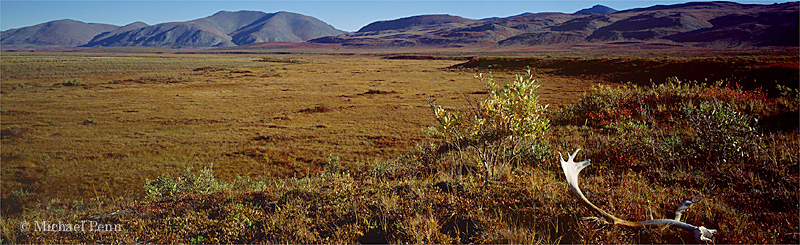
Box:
1;48;798;243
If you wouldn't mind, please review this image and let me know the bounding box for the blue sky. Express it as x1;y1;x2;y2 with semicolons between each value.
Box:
1;0;793;32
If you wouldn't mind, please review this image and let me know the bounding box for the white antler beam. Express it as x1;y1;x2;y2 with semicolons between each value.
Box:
559;149;716;243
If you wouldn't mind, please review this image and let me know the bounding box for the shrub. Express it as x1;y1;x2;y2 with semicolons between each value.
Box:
683;100;760;163
299;104;334;113
428;70;549;180
322;154;348;177
60;79;83;86
555;77;772;170
0;126;25;139
554;78;768;128
83;118;97;124
144;164;222;198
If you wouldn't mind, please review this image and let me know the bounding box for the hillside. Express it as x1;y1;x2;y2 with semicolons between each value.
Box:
83;11;347;48
309;1;799;48
0;19;119;49
1;11;346;50
89;22;150;43
357;14;481;32
83;21;237;48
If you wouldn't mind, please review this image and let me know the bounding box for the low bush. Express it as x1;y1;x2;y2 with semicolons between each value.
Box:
59;78;83;86
427;69;549;180
551;78;788;168
144;164;223;198
683;100;760;163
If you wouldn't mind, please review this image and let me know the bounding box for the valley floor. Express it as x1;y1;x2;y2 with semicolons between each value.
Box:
1;49;797;243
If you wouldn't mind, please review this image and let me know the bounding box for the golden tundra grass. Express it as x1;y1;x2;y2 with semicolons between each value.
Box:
0;53;602;202
1;53;446;199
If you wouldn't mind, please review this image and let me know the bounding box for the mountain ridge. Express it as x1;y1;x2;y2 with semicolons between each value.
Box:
357;14;481;33
82;10;347;48
1;19;119;48
310;1;798;48
1;10;347;49
2;2;798;50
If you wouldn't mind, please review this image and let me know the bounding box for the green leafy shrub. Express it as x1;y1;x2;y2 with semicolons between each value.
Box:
82;117;97;124
684;100;760;163
428;70;549;180
144;164;222;198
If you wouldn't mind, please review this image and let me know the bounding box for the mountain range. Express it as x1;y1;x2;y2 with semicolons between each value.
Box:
1;11;346;49
1;1;798;50
310;1;798;48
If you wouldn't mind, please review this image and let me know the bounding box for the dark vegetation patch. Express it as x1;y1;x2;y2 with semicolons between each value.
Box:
110;75;189;84
228;69;252;74
193;66;280;77
251;134;319;143
432;181;464;194
59;78;84;87
357;229;389;244
440;216;480;244
362;135;403;148
469;90;489;94
193;66;224;72
0;110;37;115
362;89;398;95
0;127;26;139
226;147;314;165
450;56;798;96
254;57;307;64
150;117;224;125
299;104;335;113
340;89;399;98
382;55;473;61
299;104;358;113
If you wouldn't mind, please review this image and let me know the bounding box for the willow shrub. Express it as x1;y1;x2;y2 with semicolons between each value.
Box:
427;70;550;180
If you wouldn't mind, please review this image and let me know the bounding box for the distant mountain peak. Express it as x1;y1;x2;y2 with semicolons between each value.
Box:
121;21;149;28
212;10;261;15
575;5;618;14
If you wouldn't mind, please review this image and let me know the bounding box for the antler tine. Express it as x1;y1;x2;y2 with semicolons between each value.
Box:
568;148;580;162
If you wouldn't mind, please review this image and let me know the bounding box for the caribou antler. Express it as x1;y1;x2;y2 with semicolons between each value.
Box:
559;149;717;243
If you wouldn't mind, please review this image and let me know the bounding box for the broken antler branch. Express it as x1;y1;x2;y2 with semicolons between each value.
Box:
558;149;717;243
